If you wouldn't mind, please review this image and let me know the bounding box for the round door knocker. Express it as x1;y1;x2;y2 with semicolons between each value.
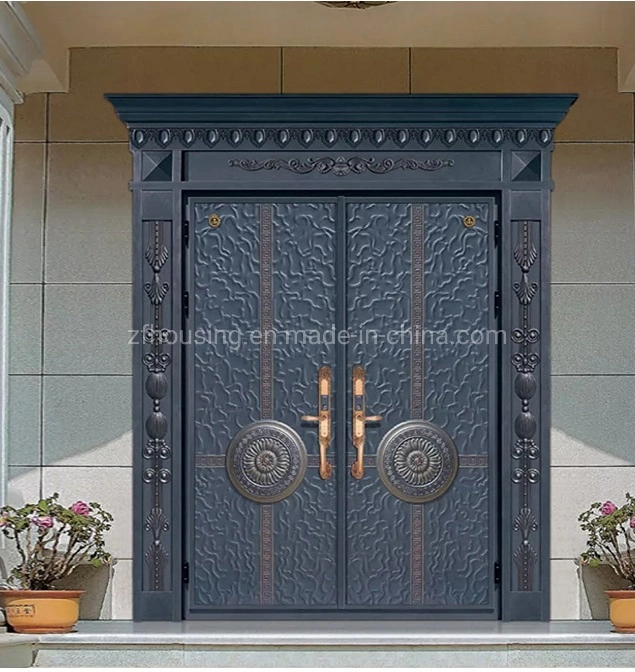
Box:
463;215;476;228
226;421;307;503
377;420;458;503
208;213;221;228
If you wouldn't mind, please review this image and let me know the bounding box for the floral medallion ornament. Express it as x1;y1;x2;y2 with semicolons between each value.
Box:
377;421;458;503
226;421;307;503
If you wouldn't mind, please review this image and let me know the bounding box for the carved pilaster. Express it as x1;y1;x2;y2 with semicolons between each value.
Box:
510;220;542;592
141;220;173;592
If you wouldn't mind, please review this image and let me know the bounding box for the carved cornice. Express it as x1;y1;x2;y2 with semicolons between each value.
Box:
107;94;577;126
128;126;556;152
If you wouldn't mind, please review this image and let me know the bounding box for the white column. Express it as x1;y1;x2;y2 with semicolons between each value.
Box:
0;2;43;505
0;93;13;508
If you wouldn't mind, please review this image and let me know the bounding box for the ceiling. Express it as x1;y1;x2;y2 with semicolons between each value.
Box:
17;1;635;91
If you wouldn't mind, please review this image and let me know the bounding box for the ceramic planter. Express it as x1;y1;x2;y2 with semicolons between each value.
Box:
606;590;635;633
0;589;84;634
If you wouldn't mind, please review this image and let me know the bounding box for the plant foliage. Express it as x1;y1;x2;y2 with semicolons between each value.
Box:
579;494;635;589
0;493;113;591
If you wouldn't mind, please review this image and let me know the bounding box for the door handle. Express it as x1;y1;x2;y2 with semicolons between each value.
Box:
351;365;382;480
301;366;333;480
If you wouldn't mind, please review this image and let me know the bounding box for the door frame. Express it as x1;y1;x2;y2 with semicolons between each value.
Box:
181;193;500;620
107;93;577;622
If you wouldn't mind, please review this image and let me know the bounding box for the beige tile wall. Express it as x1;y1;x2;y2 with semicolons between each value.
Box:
7;47;635;620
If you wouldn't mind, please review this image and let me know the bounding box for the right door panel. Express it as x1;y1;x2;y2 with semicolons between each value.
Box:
345;199;498;613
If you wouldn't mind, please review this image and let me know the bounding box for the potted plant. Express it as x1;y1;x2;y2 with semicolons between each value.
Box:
0;493;112;633
579;494;635;632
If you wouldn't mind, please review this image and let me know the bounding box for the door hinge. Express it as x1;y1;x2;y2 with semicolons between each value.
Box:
494;219;500;247
182;562;190;584
183;291;190;319
494;291;501;319
183;220;190;246
494;561;501;584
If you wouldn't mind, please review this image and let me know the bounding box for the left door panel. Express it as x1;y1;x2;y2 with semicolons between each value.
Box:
186;199;338;612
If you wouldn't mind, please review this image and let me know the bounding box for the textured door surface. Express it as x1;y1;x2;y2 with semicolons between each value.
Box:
186;196;497;616
346;200;496;611
187;199;338;611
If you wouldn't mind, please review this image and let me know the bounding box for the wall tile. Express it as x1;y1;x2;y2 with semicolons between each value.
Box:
11;143;45;283
551;559;580;620
6;466;40;507
43;284;132;375
552;285;635;375
55;563;113;619
45;144;131;283
552;375;635;467
14;93;46;142
552;144;635;284
8;375;41;467
411;48;633;142
111;559;133;620
43;376;132;467
283;48;409;93
579;563;630;620
9;284;42;375
42;466;132;559
49;47;281;142
551;466;635;559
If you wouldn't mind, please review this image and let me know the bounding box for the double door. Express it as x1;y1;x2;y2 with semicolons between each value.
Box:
184;195;499;616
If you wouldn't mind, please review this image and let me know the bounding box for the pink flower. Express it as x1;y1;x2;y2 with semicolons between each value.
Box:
629;517;635;529
29;514;53;529
71;501;90;516
601;501;617;515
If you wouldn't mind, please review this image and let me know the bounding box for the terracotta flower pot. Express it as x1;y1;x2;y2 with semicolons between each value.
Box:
606;590;635;633
0;589;84;634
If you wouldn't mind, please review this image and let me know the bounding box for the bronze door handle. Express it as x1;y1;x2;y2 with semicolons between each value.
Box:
301;366;333;480
351;365;382;480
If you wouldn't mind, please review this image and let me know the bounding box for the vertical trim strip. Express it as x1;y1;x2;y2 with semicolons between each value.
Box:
260;503;274;605
260;203;274;420
411;203;424;421
410;202;425;604
259;203;274;604
411;504;424;605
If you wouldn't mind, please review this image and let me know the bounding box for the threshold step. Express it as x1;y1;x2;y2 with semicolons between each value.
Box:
30;620;635;668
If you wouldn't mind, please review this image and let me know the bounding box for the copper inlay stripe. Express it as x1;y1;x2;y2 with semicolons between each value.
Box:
260;503;274;605
411;504;424;605
259;204;275;605
411;203;424;420
460;455;489;468
260;203;274;420
410;203;425;605
195;455;225;468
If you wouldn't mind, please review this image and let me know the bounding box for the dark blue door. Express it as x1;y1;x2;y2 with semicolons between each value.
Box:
186;197;498;616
